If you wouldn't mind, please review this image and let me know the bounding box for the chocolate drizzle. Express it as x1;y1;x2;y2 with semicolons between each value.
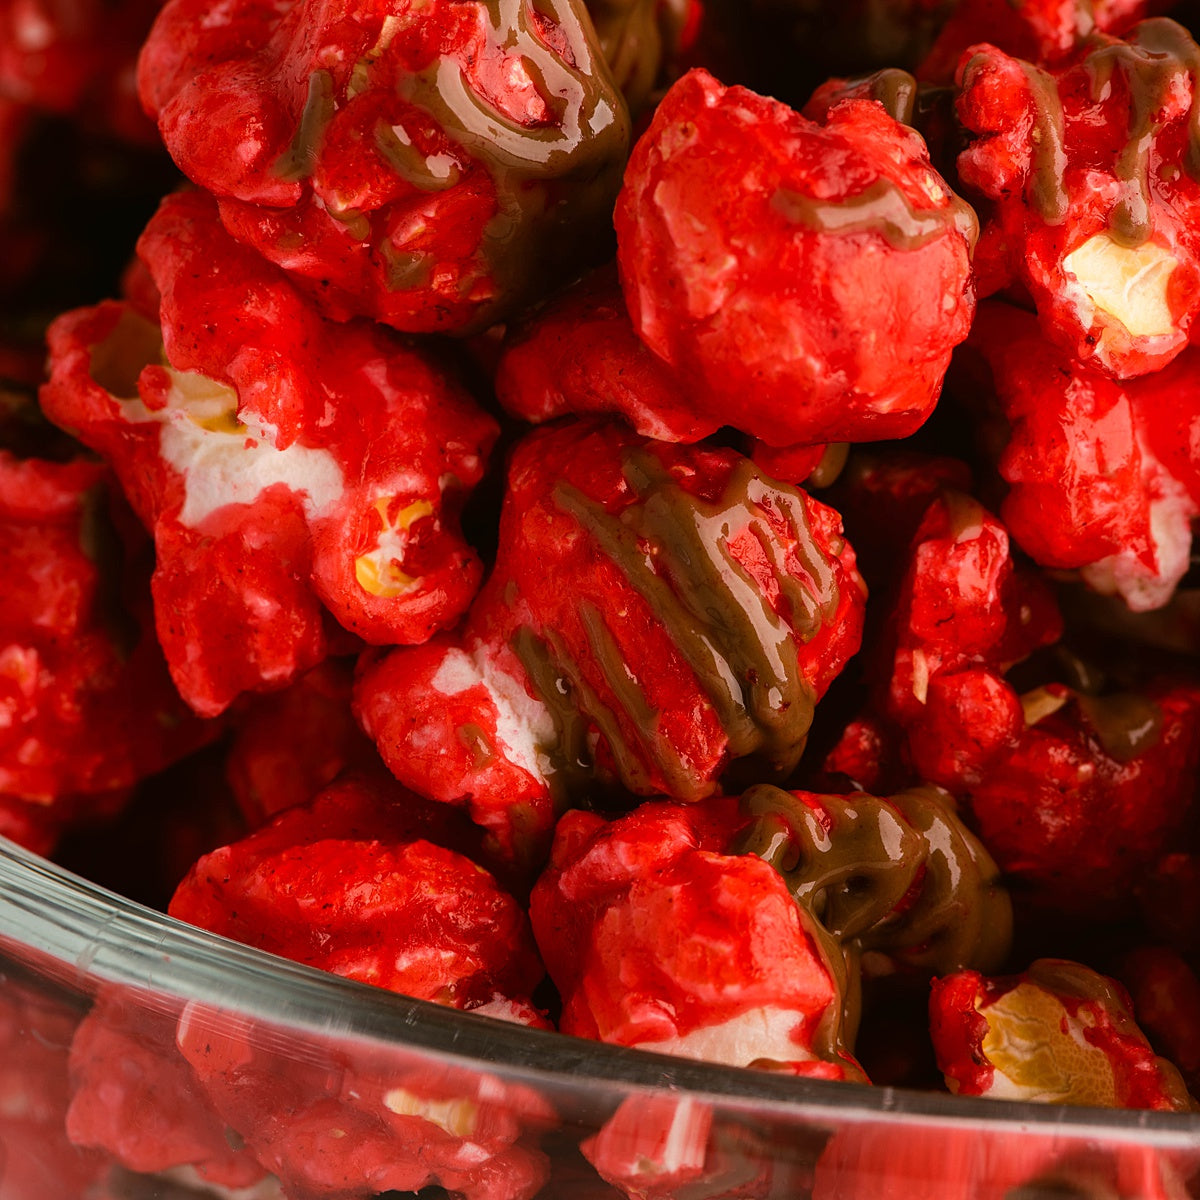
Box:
863;67;919;126
1018;59;1071;226
1076;691;1164;761
1085;19;1200;245
395;0;630;320
513;450;842;800
736;784;1013;977
773;177;978;252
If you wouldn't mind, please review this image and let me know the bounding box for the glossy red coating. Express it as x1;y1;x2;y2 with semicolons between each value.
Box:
495;264;715;442
918;0;1156;83
40;190;497;716
354;419;866;867
530;801;857;1072
0;450;214;842
967;301;1200;612
137;0;630;334
963;678;1200;912
879;487;1061;789
615;68;977;447
956;20;1200;378
170;768;544;1013
225;659;378;827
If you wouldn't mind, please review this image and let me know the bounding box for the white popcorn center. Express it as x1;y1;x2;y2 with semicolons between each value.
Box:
1063;233;1177;339
118;366;345;528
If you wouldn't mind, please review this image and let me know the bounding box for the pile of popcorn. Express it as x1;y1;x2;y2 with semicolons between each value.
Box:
3;0;1200;1195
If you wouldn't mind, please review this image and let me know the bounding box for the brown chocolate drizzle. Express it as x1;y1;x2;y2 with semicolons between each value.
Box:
395;0;630;323
277;70;336;183
1084;19;1200;245
1017;59;1070;226
773;177;977;252
864;68;919;126
1076;691;1163;761
586;0;689;114
512;450;842;800
736;784;1013;977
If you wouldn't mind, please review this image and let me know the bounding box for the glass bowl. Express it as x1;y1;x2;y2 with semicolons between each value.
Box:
1;833;1198;1200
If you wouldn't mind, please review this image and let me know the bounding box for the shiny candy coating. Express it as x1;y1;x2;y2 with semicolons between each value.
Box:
615;68;977;448
354;420;866;865
956;20;1200;379
930;959;1194;1111
40;190;497;716
137;0;631;334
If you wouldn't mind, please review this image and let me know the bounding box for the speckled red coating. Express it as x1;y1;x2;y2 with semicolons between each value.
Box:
354;419;866;867
966;301;1200;612
956;20;1200;378
40;189;497;716
615;68;977;447
136;0;629;334
0;450;214;840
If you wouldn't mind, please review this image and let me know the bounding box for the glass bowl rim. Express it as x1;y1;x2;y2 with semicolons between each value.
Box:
2;833;1198;1146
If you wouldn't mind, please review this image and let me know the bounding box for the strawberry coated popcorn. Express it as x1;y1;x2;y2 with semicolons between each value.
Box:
615;68;978;449
930;959;1194;1110
966;300;1200;612
0;0;161;138
355;419;866;866
877;486;1063;790
0;444;214;854
170;766;544;1017
166;767;556;1199
963;677;1200;913
530;784;1008;1079
41;188;497;716
956;19;1200;379
137;0;630;335
529;799;862;1076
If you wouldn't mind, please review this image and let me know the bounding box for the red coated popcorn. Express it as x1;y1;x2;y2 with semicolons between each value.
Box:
956;20;1200;378
615;68;977;448
878;486;1061;789
735;784;1012;979
0;981;106;1200
355;419;866;865
530;800;861;1074
966;301;1200;612
137;0;630;334
167;769;555;1200
170;767;544;1015
930;959;1194;1110
917;0;1156;84
41;189;497;716
0;448;214;848
963;678;1200;912
0;0;161;139
495;265;715;443
225;659;377;828
177;1004;556;1200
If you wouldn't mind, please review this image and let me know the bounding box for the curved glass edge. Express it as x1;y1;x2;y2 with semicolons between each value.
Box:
2;834;1198;1146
